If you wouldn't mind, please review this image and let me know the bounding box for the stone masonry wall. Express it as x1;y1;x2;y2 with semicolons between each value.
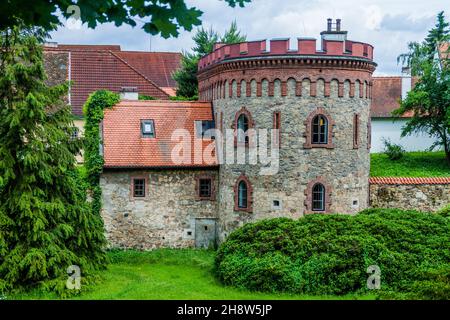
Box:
370;183;450;212
101;169;218;249
202;65;374;241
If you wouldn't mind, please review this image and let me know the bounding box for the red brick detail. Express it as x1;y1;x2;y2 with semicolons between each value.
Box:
359;81;364;98
256;81;262;97
246;80;252;97
195;174;216;200
237;81;241;97
233;173;253;213
369;177;450;185
295;81;302;96
304;176;332;214
303;107;335;149
310;81;317;97
353;113;360;149
338;82;344;97
229;81;233;98
268;81;274;97
349;81;355;98
130;175;149;200
281;81;288;96
273;111;281;147
324;81;330;97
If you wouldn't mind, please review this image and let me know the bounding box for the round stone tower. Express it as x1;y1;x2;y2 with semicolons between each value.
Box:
197;19;377;240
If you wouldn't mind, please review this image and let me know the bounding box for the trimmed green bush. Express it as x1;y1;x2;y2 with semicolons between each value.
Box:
214;209;450;299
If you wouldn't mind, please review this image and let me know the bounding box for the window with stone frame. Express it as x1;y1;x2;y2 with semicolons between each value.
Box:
273;111;281;147
303;108;335;149
304;177;332;213
195;175;215;200
233;107;255;147
234;174;253;212
353;113;360;149
132;177;147;198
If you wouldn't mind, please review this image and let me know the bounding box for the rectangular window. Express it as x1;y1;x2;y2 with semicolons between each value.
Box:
195;120;215;139
133;178;146;197
141;120;155;138
199;179;212;198
273;111;281;146
353;114;359;149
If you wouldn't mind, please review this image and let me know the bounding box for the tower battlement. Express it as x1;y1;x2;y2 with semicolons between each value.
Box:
198;26;374;71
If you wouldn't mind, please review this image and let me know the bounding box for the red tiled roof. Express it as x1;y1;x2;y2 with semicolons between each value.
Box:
103;100;217;168
53;44;122;51
369;177;450;185
438;42;449;60
114;51;181;88
44;47;171;116
371;77;415;118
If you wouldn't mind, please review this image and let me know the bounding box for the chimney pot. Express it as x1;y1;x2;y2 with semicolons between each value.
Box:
336;19;341;31
327;18;332;31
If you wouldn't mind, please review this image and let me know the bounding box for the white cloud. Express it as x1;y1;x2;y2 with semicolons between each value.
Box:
49;0;448;75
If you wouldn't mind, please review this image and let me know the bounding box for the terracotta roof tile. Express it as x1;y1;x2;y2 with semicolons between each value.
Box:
103;100;217;168
115;51;181;88
371;77;415;118
369;177;450;185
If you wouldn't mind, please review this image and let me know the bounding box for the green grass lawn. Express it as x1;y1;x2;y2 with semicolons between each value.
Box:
370;151;450;177
8;249;375;300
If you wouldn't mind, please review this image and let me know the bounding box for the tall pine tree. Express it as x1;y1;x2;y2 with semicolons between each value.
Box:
0;24;107;294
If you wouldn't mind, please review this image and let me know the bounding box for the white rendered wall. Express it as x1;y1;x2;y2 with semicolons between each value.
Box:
371;118;439;153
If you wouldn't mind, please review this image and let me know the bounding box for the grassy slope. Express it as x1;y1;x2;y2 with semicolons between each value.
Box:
9;249;374;300
370;151;450;177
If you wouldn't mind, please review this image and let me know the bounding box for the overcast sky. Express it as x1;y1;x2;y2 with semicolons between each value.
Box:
49;0;449;75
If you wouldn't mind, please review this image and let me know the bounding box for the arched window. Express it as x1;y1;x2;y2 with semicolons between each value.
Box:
304;108;334;149
304;177;331;213
237;114;249;144
238;181;248;208
234;107;254;146
234;174;253;212
312;183;325;211
312;115;328;144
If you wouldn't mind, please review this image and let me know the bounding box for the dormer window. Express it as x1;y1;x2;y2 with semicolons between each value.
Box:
195;120;215;139
141;120;155;138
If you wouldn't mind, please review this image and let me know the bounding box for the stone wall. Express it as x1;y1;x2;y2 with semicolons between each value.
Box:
370;179;450;212
101;169;218;249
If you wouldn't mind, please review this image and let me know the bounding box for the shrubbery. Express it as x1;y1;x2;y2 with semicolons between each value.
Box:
214;209;450;299
382;138;405;160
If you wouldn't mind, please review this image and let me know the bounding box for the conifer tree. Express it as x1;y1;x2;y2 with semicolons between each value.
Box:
0;24;107;294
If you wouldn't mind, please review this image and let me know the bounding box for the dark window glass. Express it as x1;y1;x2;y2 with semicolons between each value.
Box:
237;114;249;144
312;115;328;144
141;120;155;138
238;180;248;208
195;120;215;139
199;179;212;197
312;183;325;211
133;178;145;197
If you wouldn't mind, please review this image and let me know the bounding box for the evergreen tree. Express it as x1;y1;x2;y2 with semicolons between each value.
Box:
173;21;247;98
0;24;107;294
394;12;450;163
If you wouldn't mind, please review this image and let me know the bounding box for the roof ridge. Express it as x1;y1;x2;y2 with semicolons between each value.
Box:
109;50;170;98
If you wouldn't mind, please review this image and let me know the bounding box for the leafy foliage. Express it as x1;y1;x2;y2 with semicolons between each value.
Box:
173;21;247;98
138;94;156;100
83;90;120;225
215;209;450;299
0;25;107;295
382;138;405;160
0;0;251;39
395;11;450;163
